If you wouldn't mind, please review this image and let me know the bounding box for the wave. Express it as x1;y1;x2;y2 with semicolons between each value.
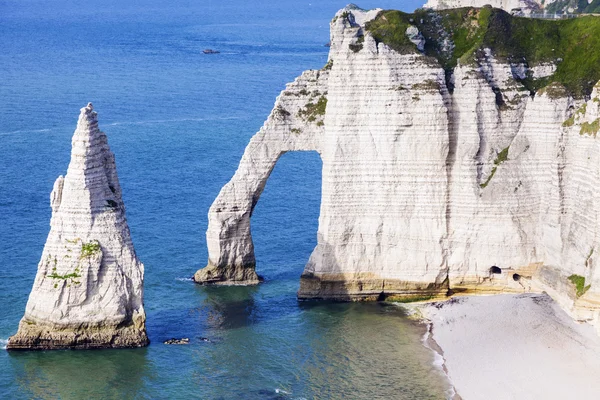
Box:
104;116;242;127
273;388;307;400
0;338;8;350
422;327;445;370
175;277;194;282
0;128;51;136
421;323;457;400
0;116;243;136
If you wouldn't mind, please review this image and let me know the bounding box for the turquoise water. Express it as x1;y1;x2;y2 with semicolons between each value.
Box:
0;0;451;398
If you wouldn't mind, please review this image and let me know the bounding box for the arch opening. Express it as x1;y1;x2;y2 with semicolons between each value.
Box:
251;151;322;282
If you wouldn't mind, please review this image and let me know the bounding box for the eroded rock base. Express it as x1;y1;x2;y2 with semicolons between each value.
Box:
193;263;261;286
7;321;148;350
298;266;540;302
298;273;451;301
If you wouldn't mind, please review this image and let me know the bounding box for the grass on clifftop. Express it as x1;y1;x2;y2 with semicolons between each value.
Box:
365;11;415;54
365;7;600;98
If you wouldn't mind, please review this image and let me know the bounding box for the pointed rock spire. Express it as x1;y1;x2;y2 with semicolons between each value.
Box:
7;104;148;350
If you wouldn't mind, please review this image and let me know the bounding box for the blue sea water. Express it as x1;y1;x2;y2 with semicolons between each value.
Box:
0;0;451;398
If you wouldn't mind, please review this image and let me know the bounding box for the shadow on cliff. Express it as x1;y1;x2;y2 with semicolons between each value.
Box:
298;237;360;302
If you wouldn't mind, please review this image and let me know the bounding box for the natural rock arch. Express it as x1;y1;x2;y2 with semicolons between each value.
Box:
194;69;328;285
194;7;455;301
195;6;600;331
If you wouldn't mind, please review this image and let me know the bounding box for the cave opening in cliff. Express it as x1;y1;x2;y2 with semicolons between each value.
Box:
490;266;501;274
513;274;521;281
250;151;322;282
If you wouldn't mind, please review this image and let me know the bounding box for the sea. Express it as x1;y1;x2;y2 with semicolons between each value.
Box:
0;0;452;398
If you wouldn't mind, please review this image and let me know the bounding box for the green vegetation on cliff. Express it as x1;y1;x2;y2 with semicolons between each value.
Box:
580;119;600;136
298;95;328;123
568;274;591;297
365;7;600;97
81;241;101;258
480;146;510;188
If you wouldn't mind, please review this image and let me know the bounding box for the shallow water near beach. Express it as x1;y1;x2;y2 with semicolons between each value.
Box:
0;0;451;398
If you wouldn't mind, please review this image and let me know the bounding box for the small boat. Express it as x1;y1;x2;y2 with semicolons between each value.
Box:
203;49;220;54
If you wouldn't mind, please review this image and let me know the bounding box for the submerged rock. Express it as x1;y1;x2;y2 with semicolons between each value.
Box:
7;103;148;350
164;338;190;345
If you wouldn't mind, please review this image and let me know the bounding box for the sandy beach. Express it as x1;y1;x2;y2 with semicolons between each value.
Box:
420;294;600;400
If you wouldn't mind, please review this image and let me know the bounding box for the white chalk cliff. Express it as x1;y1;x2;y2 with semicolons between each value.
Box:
425;0;600;14
8;103;148;350
425;0;541;13
195;5;600;334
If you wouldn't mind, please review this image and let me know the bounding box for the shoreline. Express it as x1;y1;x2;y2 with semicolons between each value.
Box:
412;293;600;400
421;319;462;400
401;300;462;399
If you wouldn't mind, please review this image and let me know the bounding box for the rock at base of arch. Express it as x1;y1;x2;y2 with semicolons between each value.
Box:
194;263;261;286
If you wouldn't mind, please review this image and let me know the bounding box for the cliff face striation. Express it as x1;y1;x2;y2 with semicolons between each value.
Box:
8;103;148;350
196;5;600;333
